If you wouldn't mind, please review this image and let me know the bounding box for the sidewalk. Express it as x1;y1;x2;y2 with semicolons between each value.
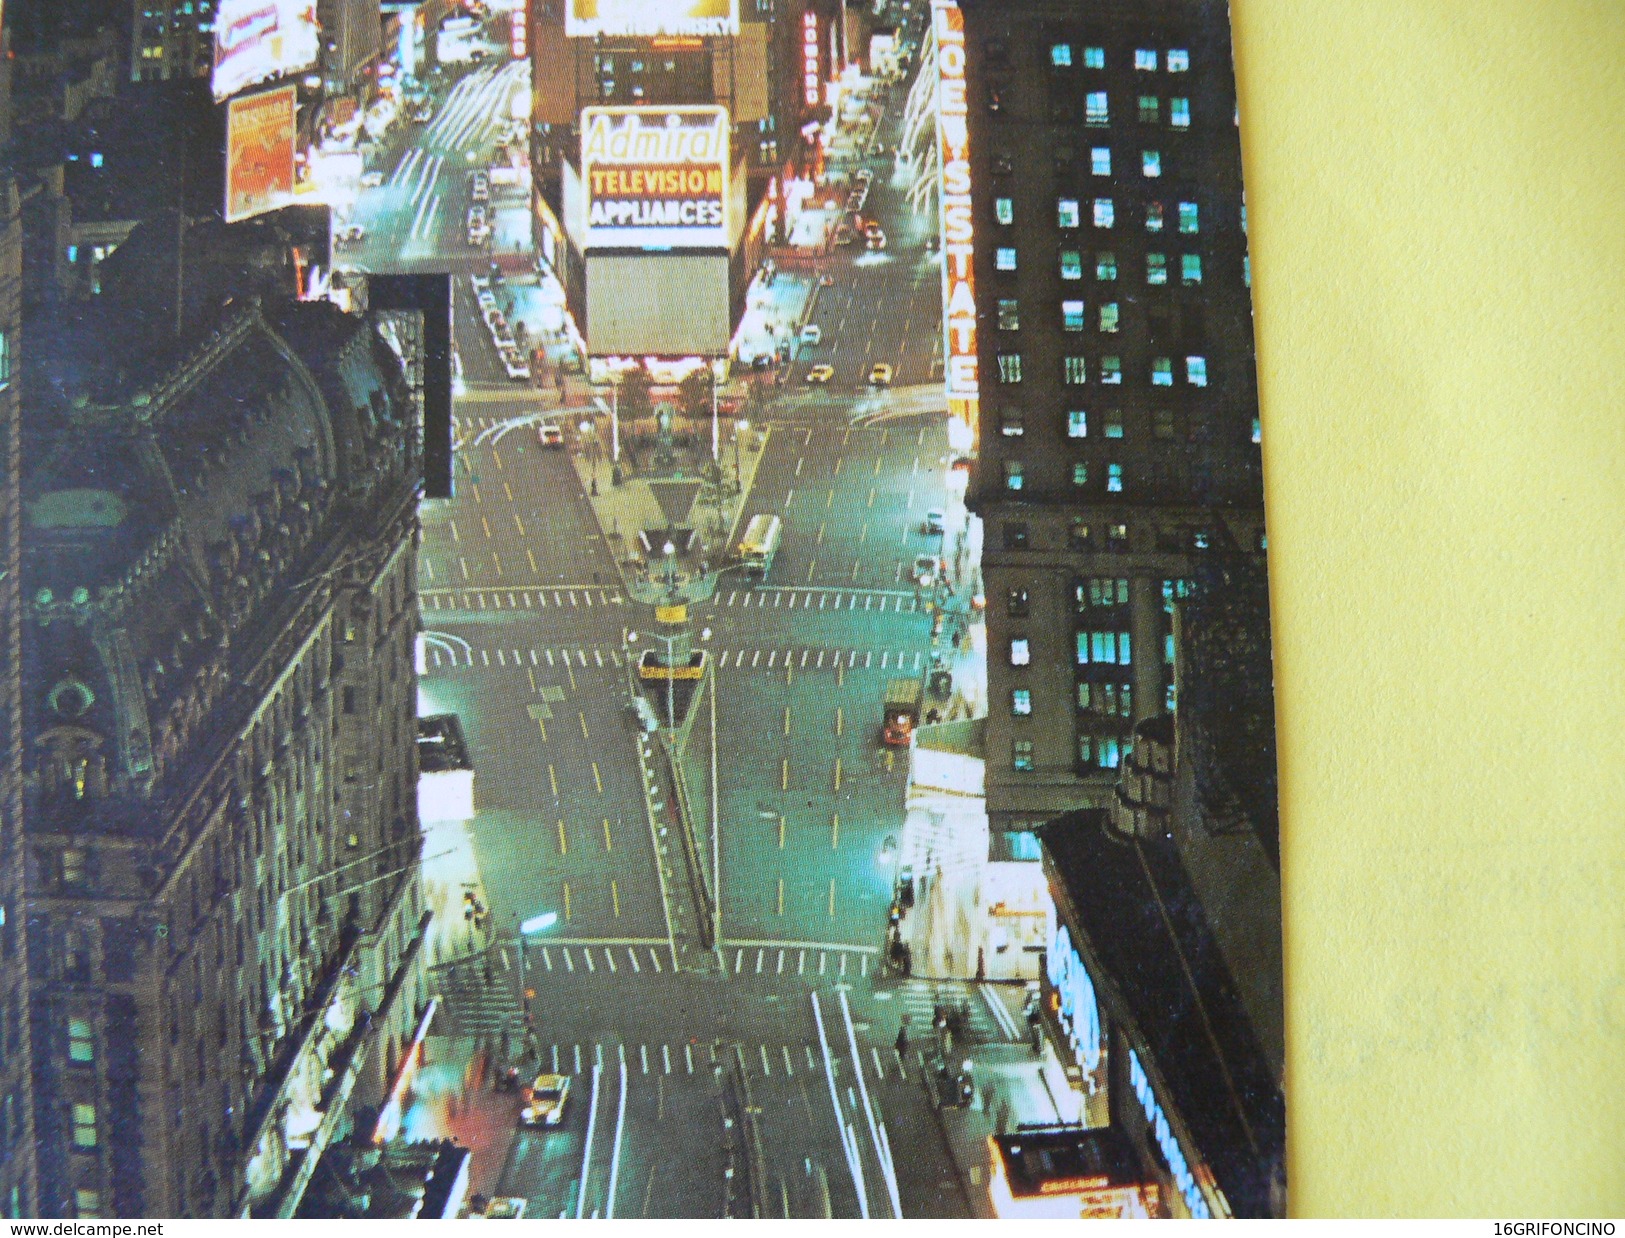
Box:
920;1009;1089;1218
399;1033;523;1207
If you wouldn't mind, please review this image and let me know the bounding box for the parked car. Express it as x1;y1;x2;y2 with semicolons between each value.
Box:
519;1074;571;1128
913;553;939;588
360;170;385;188
805;364;835;384
471;171;490;202
501;349;531;382
865;224;887;250
335;224;366;245
868;362;894;386
924;508;946;535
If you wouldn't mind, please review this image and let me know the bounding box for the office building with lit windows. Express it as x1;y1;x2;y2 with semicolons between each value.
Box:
955;0;1266;846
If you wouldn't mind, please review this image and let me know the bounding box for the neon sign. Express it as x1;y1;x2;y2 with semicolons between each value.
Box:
1129;1051;1211;1219
802;12;820;108
1047;924;1102;1073
932;0;978;434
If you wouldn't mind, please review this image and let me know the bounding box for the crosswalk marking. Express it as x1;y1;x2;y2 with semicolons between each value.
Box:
542;948;553;971
628;947;640;973
685;1043;694;1074
564;949;575;972
782;1045;794;1076
574;1044;583;1073
650;949;663;973
640;1044;649;1074
663;1044;672;1074
423;642;925;677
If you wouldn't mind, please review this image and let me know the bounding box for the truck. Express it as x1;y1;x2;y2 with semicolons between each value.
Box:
881;678;923;746
737;514;783;579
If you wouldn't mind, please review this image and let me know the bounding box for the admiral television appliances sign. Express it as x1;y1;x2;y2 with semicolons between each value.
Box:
567;0;738;38
212;0;320;102
581;106;729;250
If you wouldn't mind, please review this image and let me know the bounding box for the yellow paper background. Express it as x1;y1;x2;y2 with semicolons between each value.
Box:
1233;0;1625;1216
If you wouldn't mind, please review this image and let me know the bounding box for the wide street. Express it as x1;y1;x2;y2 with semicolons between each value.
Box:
347;23;997;1219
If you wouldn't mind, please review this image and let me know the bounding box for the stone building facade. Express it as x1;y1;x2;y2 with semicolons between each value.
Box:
19;296;428;1218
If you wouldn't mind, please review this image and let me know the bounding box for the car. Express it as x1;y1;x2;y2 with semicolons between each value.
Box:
834;230;858;247
855;168;874;183
800;324;822;345
471;274;492;292
818;274;835;287
477;293;498;316
471;171;490;202
868;363;893;386
519;1074;571;1127
538;423;564;449
501;350;531;382
484;308;506;332
913;554;939;589
412;103;435;123
805;364;835;384
360;170;385;188
866;231;887;250
924;508;946;535
335;223;366;245
493;327;517;351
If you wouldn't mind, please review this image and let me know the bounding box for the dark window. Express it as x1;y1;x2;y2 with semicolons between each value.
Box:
1003;523;1029;550
1007;588;1029;617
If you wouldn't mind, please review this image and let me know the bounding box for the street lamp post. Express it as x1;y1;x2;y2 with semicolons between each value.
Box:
710;364;720;462
733;418;749;501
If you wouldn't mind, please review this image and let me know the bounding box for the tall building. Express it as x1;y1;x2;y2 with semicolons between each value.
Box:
0;146;41;1225
528;0;828;363
131;0;217;82
18;291;428;1218
950;0;1265;846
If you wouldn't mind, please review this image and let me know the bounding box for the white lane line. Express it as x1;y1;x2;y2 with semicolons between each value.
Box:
605;1059;629;1218
981;985;1022;1038
735;947;745;973
777;949;785;974
552;1044;560;1073
576;1061;604;1218
872;1046;886;1080
651;949;663;972
756;948;765;974
640;1044;649;1075
841;989;901;1217
812;993;870;1219
685;1043;694;1074
760;1043;773;1076
769;651;777;668
719;651;731;668
565;949;575;972
663;1043;672;1074
574;1043;583;1073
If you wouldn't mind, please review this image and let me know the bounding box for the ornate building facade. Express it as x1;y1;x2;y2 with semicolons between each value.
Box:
1;170;39;1217
19;295;428;1218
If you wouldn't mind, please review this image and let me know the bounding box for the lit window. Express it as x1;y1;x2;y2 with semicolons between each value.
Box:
72;1103;97;1149
1244;255;1251;286
1091;147;1111;176
1186;356;1208;386
90;152;103;169
1012;740;1035;771
1099;303;1119;333
0;330;10;391
1167;48;1190;71
1067;410;1088;438
1143;150;1162;177
1005;460;1024;490
1100;356;1121;384
1064;356;1088;385
1242;202;1248;233
1195;530;1210;550
1147;253;1167;284
1182;254;1202;284
1152;357;1173;386
1071;520;1092;549
995;197;1014;225
1072;462;1089;486
998;353;1023;383
1138;96;1159;123
1000;412;1025;437
1012;688;1033;715
997;298;1021;331
1146;202;1165;231
1050;42;1072;66
68;1017;94;1063
1059;249;1083;280
1178;201;1199;233
61;850;85;884
1062;300;1086;331
1095;252;1117;280
1104;415;1124;439
1007;588;1029;616
1057;198;1080;228
1085;91;1109;125
1165;634;1177;665
1084;46;1105;69
1166;683;1178;711
1134;48;1157;71
1099;737;1122;768
1010;638;1031;666
1075;632;1090;664
1109;523;1129;548
1171;97;1191;127
996;246;1018;271
75;1190;100;1219
1252;417;1263;444
1107;463;1124;492
1079;735;1093;764
1092;198;1114;228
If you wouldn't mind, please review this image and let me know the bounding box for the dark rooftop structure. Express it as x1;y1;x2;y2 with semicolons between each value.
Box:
1040;809;1285;1217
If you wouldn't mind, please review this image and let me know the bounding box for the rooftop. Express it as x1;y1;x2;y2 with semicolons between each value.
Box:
417;715;473;775
992;1125;1142;1198
1040;810;1284;1216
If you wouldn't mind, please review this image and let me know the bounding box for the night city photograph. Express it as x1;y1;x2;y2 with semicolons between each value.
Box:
1;0;1307;1220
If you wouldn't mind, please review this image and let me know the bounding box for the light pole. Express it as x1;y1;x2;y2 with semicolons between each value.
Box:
579;418;597;493
710;363;720;462
733;418;749;499
515;910;559;1050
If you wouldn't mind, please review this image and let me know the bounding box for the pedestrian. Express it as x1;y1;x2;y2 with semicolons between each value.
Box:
895;1025;909;1055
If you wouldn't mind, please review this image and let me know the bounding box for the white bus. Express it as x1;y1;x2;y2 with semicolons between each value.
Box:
737;514;783;579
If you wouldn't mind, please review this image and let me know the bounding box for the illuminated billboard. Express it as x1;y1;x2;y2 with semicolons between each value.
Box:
581;106;730;250
566;0;738;38
933;0;979;433
224;85;297;223
212;0;320;102
586;253;731;355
